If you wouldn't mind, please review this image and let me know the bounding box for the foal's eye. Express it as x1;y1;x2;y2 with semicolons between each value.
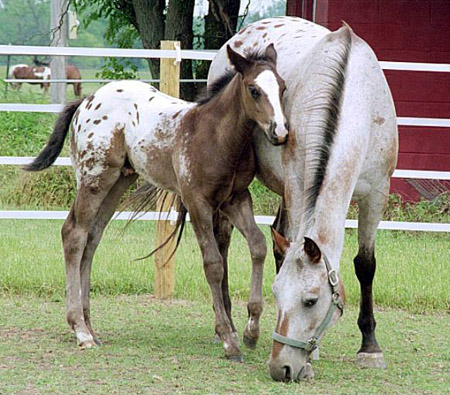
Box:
248;86;260;99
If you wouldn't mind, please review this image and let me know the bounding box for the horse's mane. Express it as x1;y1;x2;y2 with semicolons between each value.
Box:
196;50;274;106
304;27;352;219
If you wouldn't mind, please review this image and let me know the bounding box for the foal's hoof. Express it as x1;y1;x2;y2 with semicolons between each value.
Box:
243;335;258;350
78;339;97;350
226;354;244;363
356;352;387;369
77;333;97;349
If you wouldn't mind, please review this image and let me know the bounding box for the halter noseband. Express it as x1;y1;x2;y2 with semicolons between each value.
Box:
272;253;344;352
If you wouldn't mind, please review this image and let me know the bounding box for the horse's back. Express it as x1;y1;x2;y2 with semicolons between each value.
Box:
343;29;398;199
71;80;192;191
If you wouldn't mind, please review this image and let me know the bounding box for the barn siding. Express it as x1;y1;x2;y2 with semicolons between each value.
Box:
286;0;450;201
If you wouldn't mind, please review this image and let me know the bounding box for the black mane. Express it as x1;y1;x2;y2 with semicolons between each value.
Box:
196;49;274;106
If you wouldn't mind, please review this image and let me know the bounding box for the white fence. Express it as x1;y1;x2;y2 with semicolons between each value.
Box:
1;45;449;232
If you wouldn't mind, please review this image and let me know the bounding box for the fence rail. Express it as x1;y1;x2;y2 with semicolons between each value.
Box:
1;156;449;181
1;210;448;233
1;44;449;233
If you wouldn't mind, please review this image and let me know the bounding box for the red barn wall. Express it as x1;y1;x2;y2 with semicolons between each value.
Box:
286;0;450;201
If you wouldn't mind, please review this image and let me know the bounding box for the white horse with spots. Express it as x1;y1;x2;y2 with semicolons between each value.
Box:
27;45;289;361
209;17;398;380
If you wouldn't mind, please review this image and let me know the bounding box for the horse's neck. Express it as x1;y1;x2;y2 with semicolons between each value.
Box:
204;76;255;162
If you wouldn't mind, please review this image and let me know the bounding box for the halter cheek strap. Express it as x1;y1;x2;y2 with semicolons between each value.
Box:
272;254;344;352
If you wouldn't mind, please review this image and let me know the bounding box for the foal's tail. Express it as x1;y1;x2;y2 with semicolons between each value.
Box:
121;183;188;262
24;98;84;171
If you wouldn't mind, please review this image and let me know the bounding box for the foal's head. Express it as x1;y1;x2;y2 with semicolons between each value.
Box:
227;44;289;145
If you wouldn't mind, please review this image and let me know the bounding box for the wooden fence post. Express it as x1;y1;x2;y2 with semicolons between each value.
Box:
50;0;67;104
154;40;181;299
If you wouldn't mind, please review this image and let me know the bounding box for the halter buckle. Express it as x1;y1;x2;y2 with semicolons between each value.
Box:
328;269;338;286
305;337;318;352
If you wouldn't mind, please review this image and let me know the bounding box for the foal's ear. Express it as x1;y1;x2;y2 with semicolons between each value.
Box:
271;227;290;256
304;237;321;264
265;43;277;66
227;45;251;74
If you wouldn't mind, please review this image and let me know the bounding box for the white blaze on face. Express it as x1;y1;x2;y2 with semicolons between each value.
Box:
254;70;288;139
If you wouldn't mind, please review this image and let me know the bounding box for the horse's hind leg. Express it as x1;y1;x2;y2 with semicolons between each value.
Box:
353;182;389;368
221;190;267;350
213;213;237;340
62;168;123;348
79;173;138;344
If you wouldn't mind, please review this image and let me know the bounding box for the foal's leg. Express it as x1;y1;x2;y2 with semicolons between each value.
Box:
213;213;237;339
353;183;389;368
221;190;267;349
79;173;138;343
62;168;122;348
184;198;242;360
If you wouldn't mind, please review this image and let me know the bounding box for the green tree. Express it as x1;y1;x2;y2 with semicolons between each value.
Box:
73;0;242;100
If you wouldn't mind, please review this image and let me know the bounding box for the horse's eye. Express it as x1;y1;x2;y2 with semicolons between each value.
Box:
304;298;318;307
248;86;260;99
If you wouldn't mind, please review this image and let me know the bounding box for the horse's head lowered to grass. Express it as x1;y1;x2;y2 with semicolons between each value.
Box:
269;231;345;381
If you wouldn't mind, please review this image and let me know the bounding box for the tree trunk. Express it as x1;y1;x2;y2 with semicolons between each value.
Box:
131;0;165;79
197;0;241;79
165;0;196;100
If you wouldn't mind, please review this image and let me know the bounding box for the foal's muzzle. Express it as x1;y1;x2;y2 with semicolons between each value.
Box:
265;121;289;146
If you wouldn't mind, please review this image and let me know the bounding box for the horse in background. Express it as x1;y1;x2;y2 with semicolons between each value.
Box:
8;63;82;96
8;64;50;91
25;45;288;361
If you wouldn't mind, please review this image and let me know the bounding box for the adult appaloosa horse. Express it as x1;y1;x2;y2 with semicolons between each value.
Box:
25;44;288;361
208;17;398;380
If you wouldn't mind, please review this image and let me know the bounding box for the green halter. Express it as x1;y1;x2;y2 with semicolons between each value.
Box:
272;254;344;352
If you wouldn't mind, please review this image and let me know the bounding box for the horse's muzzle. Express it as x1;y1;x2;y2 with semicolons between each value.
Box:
265;122;288;146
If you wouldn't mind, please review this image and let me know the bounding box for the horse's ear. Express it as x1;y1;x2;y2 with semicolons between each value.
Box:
227;45;251;74
304;237;321;264
265;43;277;66
271;227;290;256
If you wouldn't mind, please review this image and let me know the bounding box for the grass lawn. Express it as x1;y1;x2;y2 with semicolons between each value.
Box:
0;295;448;394
1;220;449;312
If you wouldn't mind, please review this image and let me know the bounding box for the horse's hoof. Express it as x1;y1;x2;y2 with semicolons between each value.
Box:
213;333;221;344
243;335;257;350
93;337;102;346
77;332;97;349
304;362;314;379
356;352;387;369
78;340;97;350
227;354;244;363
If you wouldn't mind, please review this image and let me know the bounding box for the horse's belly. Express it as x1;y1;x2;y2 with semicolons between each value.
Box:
127;135;180;193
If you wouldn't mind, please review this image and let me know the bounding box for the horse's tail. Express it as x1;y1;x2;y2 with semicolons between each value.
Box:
121;183;188;262
24;98;84;171
74;82;82;97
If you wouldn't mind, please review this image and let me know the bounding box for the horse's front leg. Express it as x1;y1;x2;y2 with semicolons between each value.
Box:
354;184;389;369
185;198;242;361
221;189;267;350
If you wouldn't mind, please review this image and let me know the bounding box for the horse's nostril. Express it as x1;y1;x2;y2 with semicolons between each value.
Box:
283;365;291;381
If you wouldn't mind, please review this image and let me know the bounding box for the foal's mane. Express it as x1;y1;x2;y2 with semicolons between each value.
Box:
304;27;352;219
196;50;274;106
